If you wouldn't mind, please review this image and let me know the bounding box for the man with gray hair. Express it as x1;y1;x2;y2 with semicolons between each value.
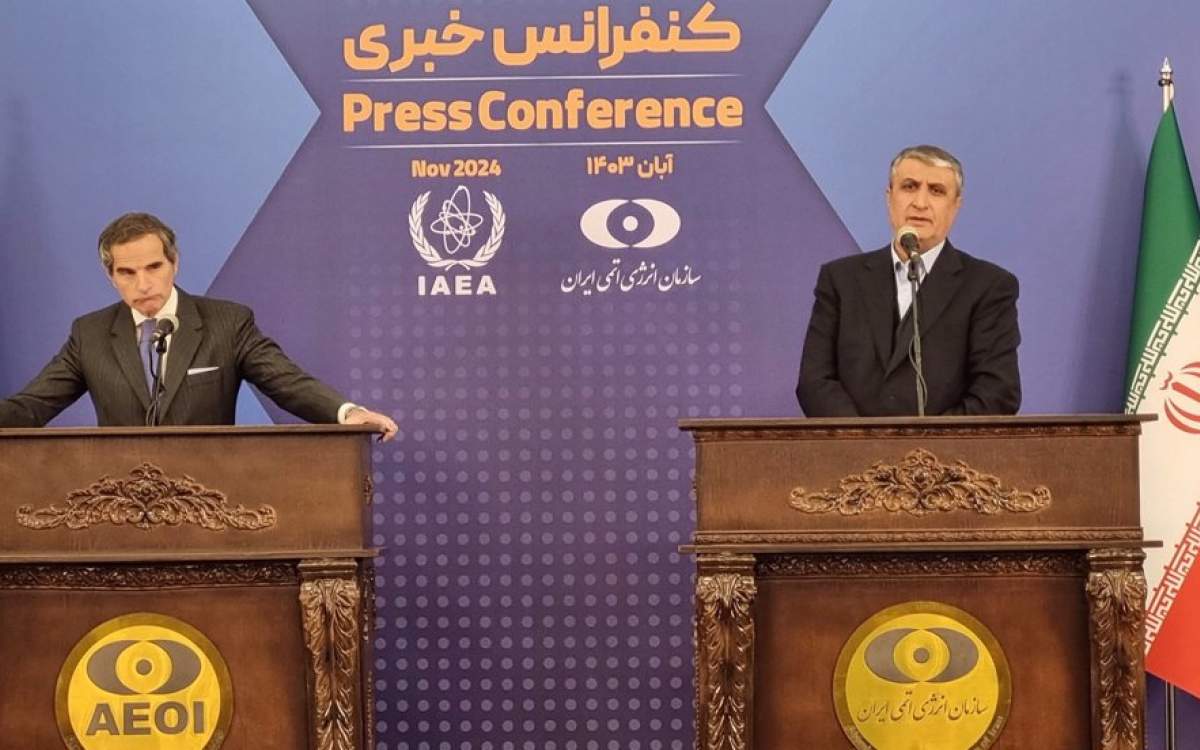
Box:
797;145;1021;416
0;212;399;438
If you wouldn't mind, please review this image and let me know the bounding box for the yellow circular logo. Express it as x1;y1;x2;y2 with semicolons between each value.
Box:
834;602;1011;750
55;613;233;750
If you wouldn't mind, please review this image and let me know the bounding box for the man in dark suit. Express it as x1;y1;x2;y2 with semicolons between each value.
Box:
797;145;1020;416
0;212;398;439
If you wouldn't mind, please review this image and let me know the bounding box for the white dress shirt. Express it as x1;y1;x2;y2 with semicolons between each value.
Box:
891;240;945;320
132;287;180;380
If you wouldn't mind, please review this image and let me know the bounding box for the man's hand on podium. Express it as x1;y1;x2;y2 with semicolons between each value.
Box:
344;407;399;442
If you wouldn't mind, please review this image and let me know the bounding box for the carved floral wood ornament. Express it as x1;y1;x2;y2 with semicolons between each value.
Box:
789;448;1052;516
1086;549;1147;750
695;559;756;750
16;462;277;531
300;560;364;750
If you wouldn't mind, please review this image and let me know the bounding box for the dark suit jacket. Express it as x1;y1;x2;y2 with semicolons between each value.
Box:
797;241;1020;416
0;289;346;427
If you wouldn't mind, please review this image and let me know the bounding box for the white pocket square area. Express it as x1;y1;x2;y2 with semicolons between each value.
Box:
186;366;219;376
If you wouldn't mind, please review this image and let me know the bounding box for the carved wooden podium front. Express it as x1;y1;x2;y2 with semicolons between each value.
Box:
681;416;1152;750
0;425;377;749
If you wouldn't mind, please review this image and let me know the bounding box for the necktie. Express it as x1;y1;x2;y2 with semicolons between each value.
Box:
139;318;157;393
895;256;927;320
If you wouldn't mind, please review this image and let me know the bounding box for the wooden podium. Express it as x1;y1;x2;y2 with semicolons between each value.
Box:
681;415;1152;750
0;425;377;749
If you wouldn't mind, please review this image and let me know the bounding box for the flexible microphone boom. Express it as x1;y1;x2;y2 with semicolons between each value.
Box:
895;227;928;416
145;315;178;426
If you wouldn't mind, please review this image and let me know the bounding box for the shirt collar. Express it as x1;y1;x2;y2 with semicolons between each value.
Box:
131;286;179;327
891;239;946;274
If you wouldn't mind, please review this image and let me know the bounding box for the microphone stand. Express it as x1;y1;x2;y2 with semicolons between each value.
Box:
144;337;168;427
907;256;927;417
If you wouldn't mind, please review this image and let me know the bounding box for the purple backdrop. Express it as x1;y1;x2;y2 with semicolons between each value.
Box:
215;2;830;746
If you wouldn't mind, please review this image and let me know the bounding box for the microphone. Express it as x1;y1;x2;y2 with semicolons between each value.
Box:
145;315;178;427
894;227;928;416
151;315;178;346
896;225;921;258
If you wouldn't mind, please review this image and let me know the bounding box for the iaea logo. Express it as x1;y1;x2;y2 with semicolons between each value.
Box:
409;185;502;296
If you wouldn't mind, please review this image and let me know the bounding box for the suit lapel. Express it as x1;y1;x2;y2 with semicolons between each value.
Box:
885;241;966;375
109;304;151;410
157;290;203;419
912;240;964;334
857;246;896;370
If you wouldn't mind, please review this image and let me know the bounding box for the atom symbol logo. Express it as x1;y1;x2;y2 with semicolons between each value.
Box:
428;185;485;256
409;185;505;271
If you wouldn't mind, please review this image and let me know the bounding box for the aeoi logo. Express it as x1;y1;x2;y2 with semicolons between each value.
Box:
833;601;1011;750
55;613;233;749
579;199;680;249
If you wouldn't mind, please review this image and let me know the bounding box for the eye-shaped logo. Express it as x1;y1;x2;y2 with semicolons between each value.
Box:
863;627;979;684
833;602;1011;750
85;639;203;696
580;199;681;249
56;613;233;750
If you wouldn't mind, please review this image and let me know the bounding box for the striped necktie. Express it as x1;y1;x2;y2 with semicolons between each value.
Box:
139;318;157;392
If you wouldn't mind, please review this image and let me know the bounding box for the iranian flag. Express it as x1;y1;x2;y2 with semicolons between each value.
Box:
1125;101;1200;698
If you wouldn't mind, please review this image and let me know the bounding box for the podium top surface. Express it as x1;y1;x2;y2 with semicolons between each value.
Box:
679;413;1153;433
0;424;380;439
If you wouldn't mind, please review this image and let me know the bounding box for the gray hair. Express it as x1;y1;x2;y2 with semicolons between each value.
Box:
97;212;178;274
889;145;964;196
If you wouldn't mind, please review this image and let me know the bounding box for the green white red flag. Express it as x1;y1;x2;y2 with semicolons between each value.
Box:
1125;101;1200;698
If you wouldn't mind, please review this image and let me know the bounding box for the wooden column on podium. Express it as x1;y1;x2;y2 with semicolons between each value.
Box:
681;415;1152;750
0;425;377;749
